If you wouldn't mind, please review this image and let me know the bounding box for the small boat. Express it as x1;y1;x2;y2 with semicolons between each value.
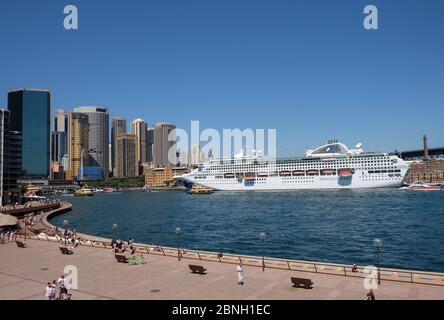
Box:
306;170;319;176
74;185;94;196
293;170;305;176
279;171;291;177
321;169;336;175
244;172;256;180
102;188;115;193
338;168;354;177
257;172;269;178
404;182;442;191
187;184;215;194
224;173;235;179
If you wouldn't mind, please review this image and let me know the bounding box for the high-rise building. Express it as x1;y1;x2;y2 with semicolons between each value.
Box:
51;131;67;163
147;127;154;163
111;117;126;176
154;123;176;167
8;89;51;179
66;112;89;180
116;134;137;178
0;109;22;205
74;106;109;179
131;118;147;175
54;109;69;133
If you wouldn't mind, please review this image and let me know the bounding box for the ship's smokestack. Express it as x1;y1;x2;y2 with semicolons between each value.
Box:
423;134;430;161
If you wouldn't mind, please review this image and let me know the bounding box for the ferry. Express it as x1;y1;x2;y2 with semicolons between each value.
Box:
187;184;215;195
74;185;94;196
174;140;409;191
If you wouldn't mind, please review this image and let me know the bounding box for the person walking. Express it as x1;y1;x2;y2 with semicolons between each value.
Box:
236;263;244;285
57;274;67;299
43;282;54;300
366;289;376;300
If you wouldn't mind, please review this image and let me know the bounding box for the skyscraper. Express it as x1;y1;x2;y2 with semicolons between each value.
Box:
66;112;89;180
116;134;137;178
74;106;109;179
131;118;147;175
1;108;22;205
147;127;154;163
52;109;69;163
8;89;51;178
111;117;126;176
154;123;176;167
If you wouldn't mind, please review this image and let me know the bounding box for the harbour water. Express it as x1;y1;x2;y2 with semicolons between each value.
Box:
51;189;444;272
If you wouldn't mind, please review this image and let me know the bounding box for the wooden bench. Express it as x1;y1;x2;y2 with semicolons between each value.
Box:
16;241;27;248
115;254;129;263
291;277;314;289
59;247;73;255
189;264;207;275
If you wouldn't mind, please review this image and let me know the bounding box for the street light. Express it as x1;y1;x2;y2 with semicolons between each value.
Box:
112;223;118;238
175;227;182;261
260;232;266;272
374;238;382;285
63;220;69;246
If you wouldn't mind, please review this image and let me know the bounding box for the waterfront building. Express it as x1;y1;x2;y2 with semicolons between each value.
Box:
131;118;148;175
0;109;22;205
51;162;64;180
8;89;51;179
74;106;109;180
147;127;154;163
154;123;176;167
111;117;127;176
66;113;89;180
78;166;102;180
51;131;67;163
145;166;190;188
116;134;137;178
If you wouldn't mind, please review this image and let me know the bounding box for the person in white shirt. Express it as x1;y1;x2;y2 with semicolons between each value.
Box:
236;263;244;285
58;274;67;299
43;282;54;300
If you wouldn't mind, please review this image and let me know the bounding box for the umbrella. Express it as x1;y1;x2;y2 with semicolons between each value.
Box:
0;214;18;227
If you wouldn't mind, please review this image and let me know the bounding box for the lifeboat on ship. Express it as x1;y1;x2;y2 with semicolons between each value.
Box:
257;172;269;178
306;170;319;176
279;171;291;177
244;172;256;180
321;169;336;175
224;173;235;179
338;168;354;177
292;170;305;176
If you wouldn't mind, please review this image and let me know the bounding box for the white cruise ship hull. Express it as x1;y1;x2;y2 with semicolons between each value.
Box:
179;171;406;191
174;142;410;191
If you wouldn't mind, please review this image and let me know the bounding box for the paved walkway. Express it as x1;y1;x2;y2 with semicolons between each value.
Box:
1;240;444;300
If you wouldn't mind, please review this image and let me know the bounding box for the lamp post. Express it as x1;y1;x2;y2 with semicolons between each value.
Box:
63;220;69;246
260;232;266;272
374;238;382;285
175;227;182;261
112;223;118;238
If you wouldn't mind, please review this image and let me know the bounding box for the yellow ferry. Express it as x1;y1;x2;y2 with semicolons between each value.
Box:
74;185;95;196
187;184;215;195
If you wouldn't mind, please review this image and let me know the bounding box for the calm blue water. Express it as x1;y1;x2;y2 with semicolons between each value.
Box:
50;189;444;272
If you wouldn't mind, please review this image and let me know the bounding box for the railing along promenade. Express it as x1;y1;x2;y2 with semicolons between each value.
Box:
2;201;61;217
18;202;444;288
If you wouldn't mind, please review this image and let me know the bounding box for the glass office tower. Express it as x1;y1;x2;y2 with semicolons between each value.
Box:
8;89;51;179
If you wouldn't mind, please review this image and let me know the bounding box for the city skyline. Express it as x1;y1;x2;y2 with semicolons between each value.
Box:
1;0;443;157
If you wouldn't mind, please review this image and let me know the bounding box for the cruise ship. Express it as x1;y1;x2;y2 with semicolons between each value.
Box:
174;140;409;191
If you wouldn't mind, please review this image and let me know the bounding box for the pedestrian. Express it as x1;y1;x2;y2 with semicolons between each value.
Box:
57;274;67;299
43;282;54;300
128;237;135;254
236;263;244;285
366;289;375;300
51;280;57;300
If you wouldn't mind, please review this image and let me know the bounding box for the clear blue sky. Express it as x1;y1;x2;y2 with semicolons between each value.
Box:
1;0;443;156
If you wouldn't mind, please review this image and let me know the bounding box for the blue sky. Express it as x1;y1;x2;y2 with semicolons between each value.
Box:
0;0;443;156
